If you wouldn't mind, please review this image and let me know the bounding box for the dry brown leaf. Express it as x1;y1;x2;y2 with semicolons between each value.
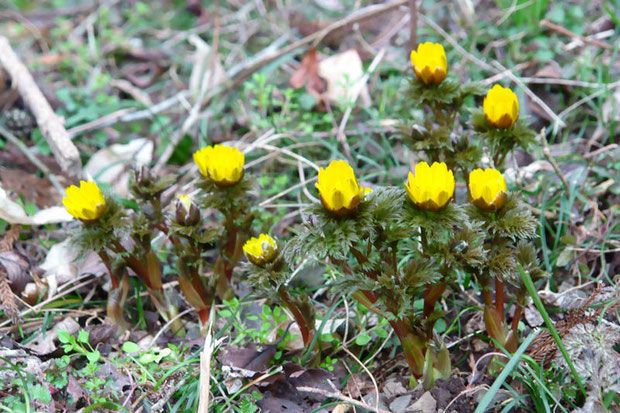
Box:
0;167;63;207
290;47;326;101
534;61;562;79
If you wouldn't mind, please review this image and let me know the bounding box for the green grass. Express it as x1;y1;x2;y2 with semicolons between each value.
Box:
0;0;618;411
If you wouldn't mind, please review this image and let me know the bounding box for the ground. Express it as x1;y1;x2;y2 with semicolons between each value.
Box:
0;1;619;412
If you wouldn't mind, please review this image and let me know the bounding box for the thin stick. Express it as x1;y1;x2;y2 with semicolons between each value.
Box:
154;0;408;169
197;309;215;413
0;36;81;177
539;128;570;194
336;48;386;162
408;0;417;51
540;19;612;49
153;0;222;173
0;124;64;195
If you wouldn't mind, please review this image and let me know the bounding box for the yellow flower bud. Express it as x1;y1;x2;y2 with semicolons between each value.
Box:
468;168;507;212
62;180;107;222
483;84;519;128
410;42;447;85
315;160;364;216
404;162;455;212
175;195;200;226
193;145;245;186
243;234;278;266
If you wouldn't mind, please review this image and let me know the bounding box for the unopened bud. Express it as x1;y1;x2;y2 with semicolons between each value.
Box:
175;195;200;226
136;165;153;187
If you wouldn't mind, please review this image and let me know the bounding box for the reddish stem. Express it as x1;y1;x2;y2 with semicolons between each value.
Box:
98;251;119;289
198;308;211;325
511;304;523;332
278;287;313;347
423;281;447;317
495;278;505;323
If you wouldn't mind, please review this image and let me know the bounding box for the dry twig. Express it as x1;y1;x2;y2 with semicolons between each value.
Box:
154;0;408;169
539;128;571;194
540;19;612;49
0;36;81;177
0;124;65;195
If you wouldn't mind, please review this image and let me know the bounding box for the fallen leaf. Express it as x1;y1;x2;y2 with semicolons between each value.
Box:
390;394;412;413
290;47;326;101
318;49;370;108
0;250;31;294
27;317;80;354
83;138;153;197
407;391;436;412
0;167;65;207
257;393;307;413
534;61;562;79
382;376;408;399
218;343;277;378
0;185;72;225
37;239;106;299
66;374;84;403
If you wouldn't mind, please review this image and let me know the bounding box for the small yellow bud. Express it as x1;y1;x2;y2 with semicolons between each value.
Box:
410;42;448;85
175;195;200;226
315;160;364;216
404;162;455;212
483;84;519;128
193;145;245;186
62;180;107;222
243;234;278;266
468;168;507;212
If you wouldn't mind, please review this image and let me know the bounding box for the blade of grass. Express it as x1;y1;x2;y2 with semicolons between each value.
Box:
518;264;587;399
474;329;539;413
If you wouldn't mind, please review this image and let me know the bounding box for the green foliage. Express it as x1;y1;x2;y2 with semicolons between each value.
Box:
467;194;538;241
196;175;256;220
71;195;127;257
406;78;462;106
515;241;547;283
285;200;378;263
399;201;467;242
427;223;487;272
470;108;538;167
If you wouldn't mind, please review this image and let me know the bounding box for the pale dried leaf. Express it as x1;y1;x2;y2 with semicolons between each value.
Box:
0;186;72;225
318;49;370;107
84;138;153;197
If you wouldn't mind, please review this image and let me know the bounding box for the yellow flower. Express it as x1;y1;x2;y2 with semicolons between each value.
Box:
483;84;519;128
193;145;245;186
243;234;278;266
468;168;508;212
315;160;364;216
62;180;107;222
404;162;455;211
410;42;447;85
